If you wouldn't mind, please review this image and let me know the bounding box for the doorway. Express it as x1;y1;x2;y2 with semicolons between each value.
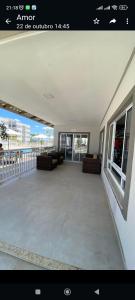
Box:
59;132;90;162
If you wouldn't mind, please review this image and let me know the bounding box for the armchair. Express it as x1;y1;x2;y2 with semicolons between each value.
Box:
37;155;58;170
82;154;101;174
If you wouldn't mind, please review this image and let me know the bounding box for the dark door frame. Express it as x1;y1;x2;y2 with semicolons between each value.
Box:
58;132;90;159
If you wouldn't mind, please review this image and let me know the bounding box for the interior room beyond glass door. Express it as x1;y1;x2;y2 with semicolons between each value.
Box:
59;133;89;162
73;134;89;161
80;134;89;161
59;133;73;161
73;134;81;161
65;134;73;161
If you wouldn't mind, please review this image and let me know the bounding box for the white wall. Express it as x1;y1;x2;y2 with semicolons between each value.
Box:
100;53;135;269
54;124;100;154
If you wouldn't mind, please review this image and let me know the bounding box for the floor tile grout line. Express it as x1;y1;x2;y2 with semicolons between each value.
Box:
0;240;81;270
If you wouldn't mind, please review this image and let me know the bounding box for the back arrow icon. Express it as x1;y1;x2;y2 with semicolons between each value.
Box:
5;19;11;24
94;289;100;295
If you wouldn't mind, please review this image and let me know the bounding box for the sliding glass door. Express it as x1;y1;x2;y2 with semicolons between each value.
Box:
73;134;81;161
59;133;73;160
59;132;89;162
80;134;89;161
73;134;88;161
65;134;73;161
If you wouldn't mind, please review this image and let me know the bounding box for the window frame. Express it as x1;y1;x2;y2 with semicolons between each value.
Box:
104;86;135;220
107;103;133;195
99;127;105;161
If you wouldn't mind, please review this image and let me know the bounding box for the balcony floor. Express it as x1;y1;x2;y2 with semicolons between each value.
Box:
0;163;123;270
0;252;43;270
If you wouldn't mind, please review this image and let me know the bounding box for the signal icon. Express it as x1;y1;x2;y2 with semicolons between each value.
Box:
96;5;103;10
104;6;110;10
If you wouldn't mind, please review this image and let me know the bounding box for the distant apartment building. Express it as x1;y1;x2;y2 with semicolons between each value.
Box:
22;124;31;143
0;117;31;144
44;127;54;137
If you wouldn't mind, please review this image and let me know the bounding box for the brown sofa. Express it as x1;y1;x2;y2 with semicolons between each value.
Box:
82;154;101;174
48;151;64;165
37;155;58;170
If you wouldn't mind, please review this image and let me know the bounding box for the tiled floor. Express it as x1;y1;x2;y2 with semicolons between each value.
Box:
0;163;124;270
0;252;43;270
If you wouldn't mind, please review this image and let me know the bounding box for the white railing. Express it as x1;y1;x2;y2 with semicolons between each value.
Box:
0;146;56;184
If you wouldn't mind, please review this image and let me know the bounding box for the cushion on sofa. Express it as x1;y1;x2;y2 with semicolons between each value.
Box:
85;154;93;158
41;152;48;156
52;159;58;164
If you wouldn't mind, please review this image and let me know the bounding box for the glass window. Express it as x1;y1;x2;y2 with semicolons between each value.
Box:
121;180;126;191
108;124;113;160
107;105;132;193
66;134;73;147
80;134;88;161
99;129;104;158
113;114;126;168
122;108;132;174
111;167;121;184
60;133;66;151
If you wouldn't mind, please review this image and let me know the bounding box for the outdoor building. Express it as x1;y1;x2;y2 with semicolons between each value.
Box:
0;31;135;270
0;117;31;147
22;124;31;144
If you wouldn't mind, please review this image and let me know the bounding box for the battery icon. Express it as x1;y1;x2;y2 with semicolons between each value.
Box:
119;5;128;10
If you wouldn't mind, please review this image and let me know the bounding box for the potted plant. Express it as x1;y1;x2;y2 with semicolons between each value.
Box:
0;122;9;147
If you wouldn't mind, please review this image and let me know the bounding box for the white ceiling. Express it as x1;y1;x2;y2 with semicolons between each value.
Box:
0;31;135;127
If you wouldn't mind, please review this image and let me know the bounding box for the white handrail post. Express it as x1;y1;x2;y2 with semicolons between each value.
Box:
19;150;21;177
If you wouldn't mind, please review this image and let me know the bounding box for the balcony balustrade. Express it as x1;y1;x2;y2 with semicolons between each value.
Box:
0;146;55;184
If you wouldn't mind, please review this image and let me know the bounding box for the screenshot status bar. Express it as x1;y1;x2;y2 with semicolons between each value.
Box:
0;1;134;30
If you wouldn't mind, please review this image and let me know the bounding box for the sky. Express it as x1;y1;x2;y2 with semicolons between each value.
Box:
0;108;51;134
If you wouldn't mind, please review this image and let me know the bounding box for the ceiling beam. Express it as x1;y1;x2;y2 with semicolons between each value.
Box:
0;99;54;127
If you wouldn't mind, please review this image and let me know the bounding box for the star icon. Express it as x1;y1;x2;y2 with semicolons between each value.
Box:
93;18;100;24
